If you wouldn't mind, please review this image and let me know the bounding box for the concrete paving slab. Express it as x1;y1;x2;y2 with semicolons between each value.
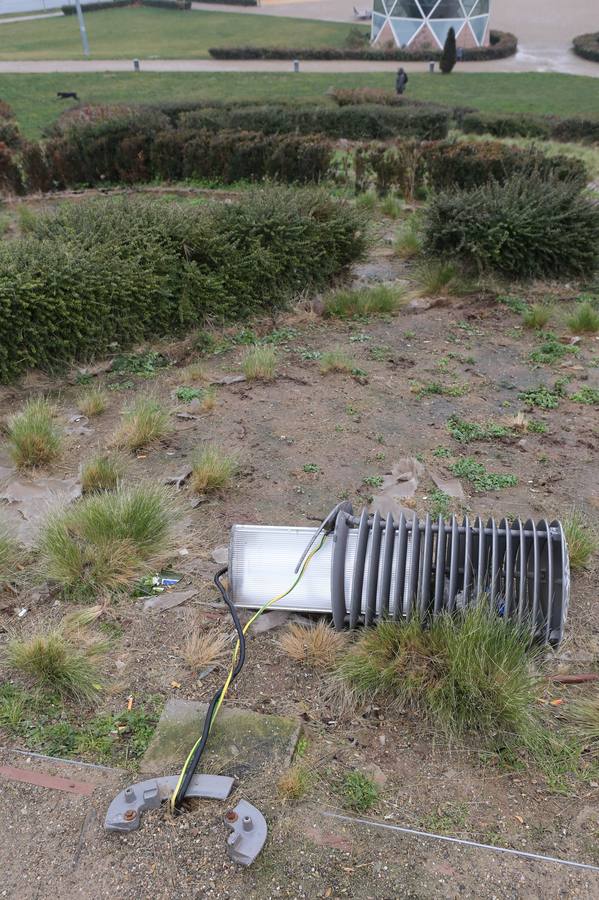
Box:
140;697;301;779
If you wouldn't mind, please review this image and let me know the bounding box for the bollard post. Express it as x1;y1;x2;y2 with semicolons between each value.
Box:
133;58;140;72
428;61;435;73
293;59;300;73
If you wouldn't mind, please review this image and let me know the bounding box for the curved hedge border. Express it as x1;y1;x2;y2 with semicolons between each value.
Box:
573;32;599;63
62;0;190;12
209;29;517;61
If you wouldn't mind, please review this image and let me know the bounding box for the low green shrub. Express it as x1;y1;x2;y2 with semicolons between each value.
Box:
460;111;551;140
573;32;599;63
423;175;599;278
354;139;586;199
0;143;23;195
0;189;365;380
62;1;131;13
179;104;449;141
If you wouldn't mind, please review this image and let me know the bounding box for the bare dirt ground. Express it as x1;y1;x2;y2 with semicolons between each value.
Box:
1;193;599;898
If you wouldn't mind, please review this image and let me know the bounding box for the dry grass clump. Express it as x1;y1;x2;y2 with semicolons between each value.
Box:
522;304;552;329
319;349;354;375
279;620;347;669
76;385;108;417
242;346;277;382
113;396;170;451
336;606;540;743
415;261;469;297
0;525;21;587
394;215;422;259
6;397;62;469
566;695;599;754
190;445;237;494
177;362;210;383
322;284;405;319
278;766;312;801
563;509;598;572
180;617;229;672
39;484;176;599
81;453;126;493
4;624;107;703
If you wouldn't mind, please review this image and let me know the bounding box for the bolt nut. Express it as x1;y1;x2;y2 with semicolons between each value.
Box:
225;810;238;823
123;809;137;821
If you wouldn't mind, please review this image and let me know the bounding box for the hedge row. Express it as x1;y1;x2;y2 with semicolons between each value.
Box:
424;174;599;279
355;140;588;199
0;189;365;381
208;30;517;61
572;32;599;63
20;127;333;191
62;0;190;11
178;104;450;141
460;111;599;144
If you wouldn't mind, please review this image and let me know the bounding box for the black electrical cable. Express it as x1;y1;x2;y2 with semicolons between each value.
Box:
171;566;246;812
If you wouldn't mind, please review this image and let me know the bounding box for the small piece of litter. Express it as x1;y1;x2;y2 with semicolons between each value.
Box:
17;608;28;618
171;681;181;689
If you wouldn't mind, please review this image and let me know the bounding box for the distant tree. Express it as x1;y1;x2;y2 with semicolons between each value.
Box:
440;27;457;74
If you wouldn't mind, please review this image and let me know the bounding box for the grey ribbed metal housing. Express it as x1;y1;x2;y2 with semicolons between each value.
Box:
228;507;570;645
330;510;569;645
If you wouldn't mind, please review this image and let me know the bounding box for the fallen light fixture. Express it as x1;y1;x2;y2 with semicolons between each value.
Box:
229;503;570;645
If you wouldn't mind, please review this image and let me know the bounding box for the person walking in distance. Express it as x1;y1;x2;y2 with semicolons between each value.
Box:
396;67;408;95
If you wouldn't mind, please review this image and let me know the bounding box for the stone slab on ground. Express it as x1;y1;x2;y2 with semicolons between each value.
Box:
140;698;301;778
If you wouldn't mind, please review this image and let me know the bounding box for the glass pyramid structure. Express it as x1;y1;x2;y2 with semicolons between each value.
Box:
371;0;490;50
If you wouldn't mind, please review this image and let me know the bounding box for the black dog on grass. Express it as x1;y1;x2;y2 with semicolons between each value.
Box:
57;91;79;100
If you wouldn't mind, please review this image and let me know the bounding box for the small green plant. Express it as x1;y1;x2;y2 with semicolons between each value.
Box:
76;386;108;417
175;386;202;403
498;295;528;314
363;475;384;488
341;771;380;813
322;284;405;319
519;385;561;409
530;333;577;366
4;627;106;703
450;458;518;492
522;305;552;329
190;445;237;494
567;301;599;334
415;381;469;398
111;351;169;377
320;349;354;375
0;684;27;731
571;386;599;405
114;396;170;451
447;415;512;444
527;419;548;433
6;398;62;469
302;463;320;474
432;446;451;458
243;345;277;382
563;509;598;571
81;454;125;494
337;607;540;743
428;489;451;518
40;484;176;599
356;191;377;212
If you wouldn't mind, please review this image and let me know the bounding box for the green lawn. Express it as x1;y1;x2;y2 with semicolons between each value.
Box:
0;7;365;60
2;72;598;139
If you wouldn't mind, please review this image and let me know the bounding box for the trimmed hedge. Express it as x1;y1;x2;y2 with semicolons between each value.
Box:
179;104;450;141
23;125;333;190
0;144;23;195
62;0;190;10
572;32;599;63
0;189;365;381
355;139;587;199
62;1;130;13
423;175;599;278
209;30;517;61
460;111;599;144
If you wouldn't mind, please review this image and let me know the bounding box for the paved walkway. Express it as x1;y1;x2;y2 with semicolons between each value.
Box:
0;55;597;76
0;11;62;24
